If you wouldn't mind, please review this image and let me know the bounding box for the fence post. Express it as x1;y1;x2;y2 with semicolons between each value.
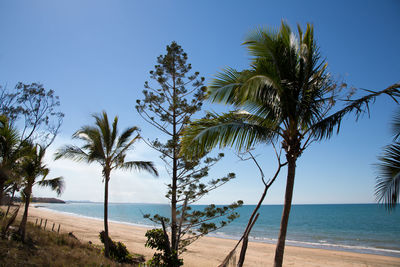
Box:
52;223;55;231
57;224;61;233
35;218;38;226
44;219;48;230
39;218;43;228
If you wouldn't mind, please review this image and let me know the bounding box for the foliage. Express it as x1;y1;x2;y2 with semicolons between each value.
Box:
136;41;242;260
180;21;400;266
375;109;400;210
55;111;158;176
0;220;144;266
0;206;19;239
19;144;65;196
145;228;183;267
99;231;135;264
0;82;64;148
55;111;158;257
0;81;64;205
0;117;25;205
18;144;64;241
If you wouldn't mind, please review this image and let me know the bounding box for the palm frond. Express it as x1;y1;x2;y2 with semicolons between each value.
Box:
120;161;158;177
57;111;156;183
71;126;106;162
94;111;112;155
311;84;400;140
207;67;244;105
111;115;119;149
116;126;140;149
180;112;278;158
392;109;400;140
0;118;20;160
243;25;279;62
54;145;90;162
37;176;65;196
375;141;400;210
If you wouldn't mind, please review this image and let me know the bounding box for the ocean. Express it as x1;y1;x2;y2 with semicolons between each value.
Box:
39;203;400;257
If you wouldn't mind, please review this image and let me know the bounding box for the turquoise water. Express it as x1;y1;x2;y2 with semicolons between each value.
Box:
40;203;400;257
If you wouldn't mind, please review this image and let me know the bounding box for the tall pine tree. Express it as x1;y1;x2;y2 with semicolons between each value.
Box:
136;42;242;265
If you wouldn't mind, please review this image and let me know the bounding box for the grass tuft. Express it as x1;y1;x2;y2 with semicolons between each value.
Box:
0;220;145;266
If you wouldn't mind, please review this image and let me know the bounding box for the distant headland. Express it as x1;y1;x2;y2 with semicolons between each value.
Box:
2;196;65;204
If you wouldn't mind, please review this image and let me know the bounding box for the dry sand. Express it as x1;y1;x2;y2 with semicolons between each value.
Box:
12;206;400;267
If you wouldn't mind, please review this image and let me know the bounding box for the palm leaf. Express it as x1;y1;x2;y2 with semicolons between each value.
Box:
207;67;244;105
181;112;278;158
37;176;65;196
116;126;140;149
311;84;400;140
120;161;158;176
54;145;89;162
94;111;112;155
375;142;400;210
392;109;400;140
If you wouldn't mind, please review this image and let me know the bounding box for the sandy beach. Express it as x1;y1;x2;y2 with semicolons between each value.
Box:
7;205;398;267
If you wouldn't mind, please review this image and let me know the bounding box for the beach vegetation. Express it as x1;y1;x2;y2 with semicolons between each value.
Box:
55;111;158;258
99;230;139;264
0;82;64;149
136;41;242;265
180;21;400;267
145;228;183;267
376;109;400;210
0;82;64;206
0;205;19;239
0;116;24;206
17;144;64;242
0;219;145;266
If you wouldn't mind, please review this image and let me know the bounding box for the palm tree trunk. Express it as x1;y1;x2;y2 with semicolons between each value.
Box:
104;176;110;258
0;179;4;206
274;156;296;267
5;187;16;217
18;188;31;242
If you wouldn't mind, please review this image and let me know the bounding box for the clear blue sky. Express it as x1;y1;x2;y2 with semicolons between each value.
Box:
0;0;399;204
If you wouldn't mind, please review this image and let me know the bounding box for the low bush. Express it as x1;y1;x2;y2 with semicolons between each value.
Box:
145;228;183;267
99;230;135;264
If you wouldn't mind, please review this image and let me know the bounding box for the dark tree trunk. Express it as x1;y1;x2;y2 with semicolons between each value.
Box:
18;188;31;242
171;61;178;253
5;187;16;217
0;179;4;206
104;176;110;258
273;156;296;267
171;156;178;252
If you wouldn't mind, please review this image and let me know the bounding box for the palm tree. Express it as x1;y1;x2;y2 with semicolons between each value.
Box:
0;116;24;206
18;144;64;241
180;22;400;266
375;110;400;210
55;111;158;258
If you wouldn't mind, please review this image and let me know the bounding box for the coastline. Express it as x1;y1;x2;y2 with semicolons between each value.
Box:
18;206;400;267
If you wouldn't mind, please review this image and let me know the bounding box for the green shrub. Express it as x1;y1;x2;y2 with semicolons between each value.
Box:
145;229;183;267
99;231;134;264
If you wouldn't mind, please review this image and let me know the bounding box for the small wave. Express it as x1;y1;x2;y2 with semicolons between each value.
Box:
38;206;400;257
283;239;400;257
209;232;400;257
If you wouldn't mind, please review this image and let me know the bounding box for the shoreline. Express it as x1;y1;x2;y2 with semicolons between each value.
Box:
34;204;400;258
18;206;400;266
